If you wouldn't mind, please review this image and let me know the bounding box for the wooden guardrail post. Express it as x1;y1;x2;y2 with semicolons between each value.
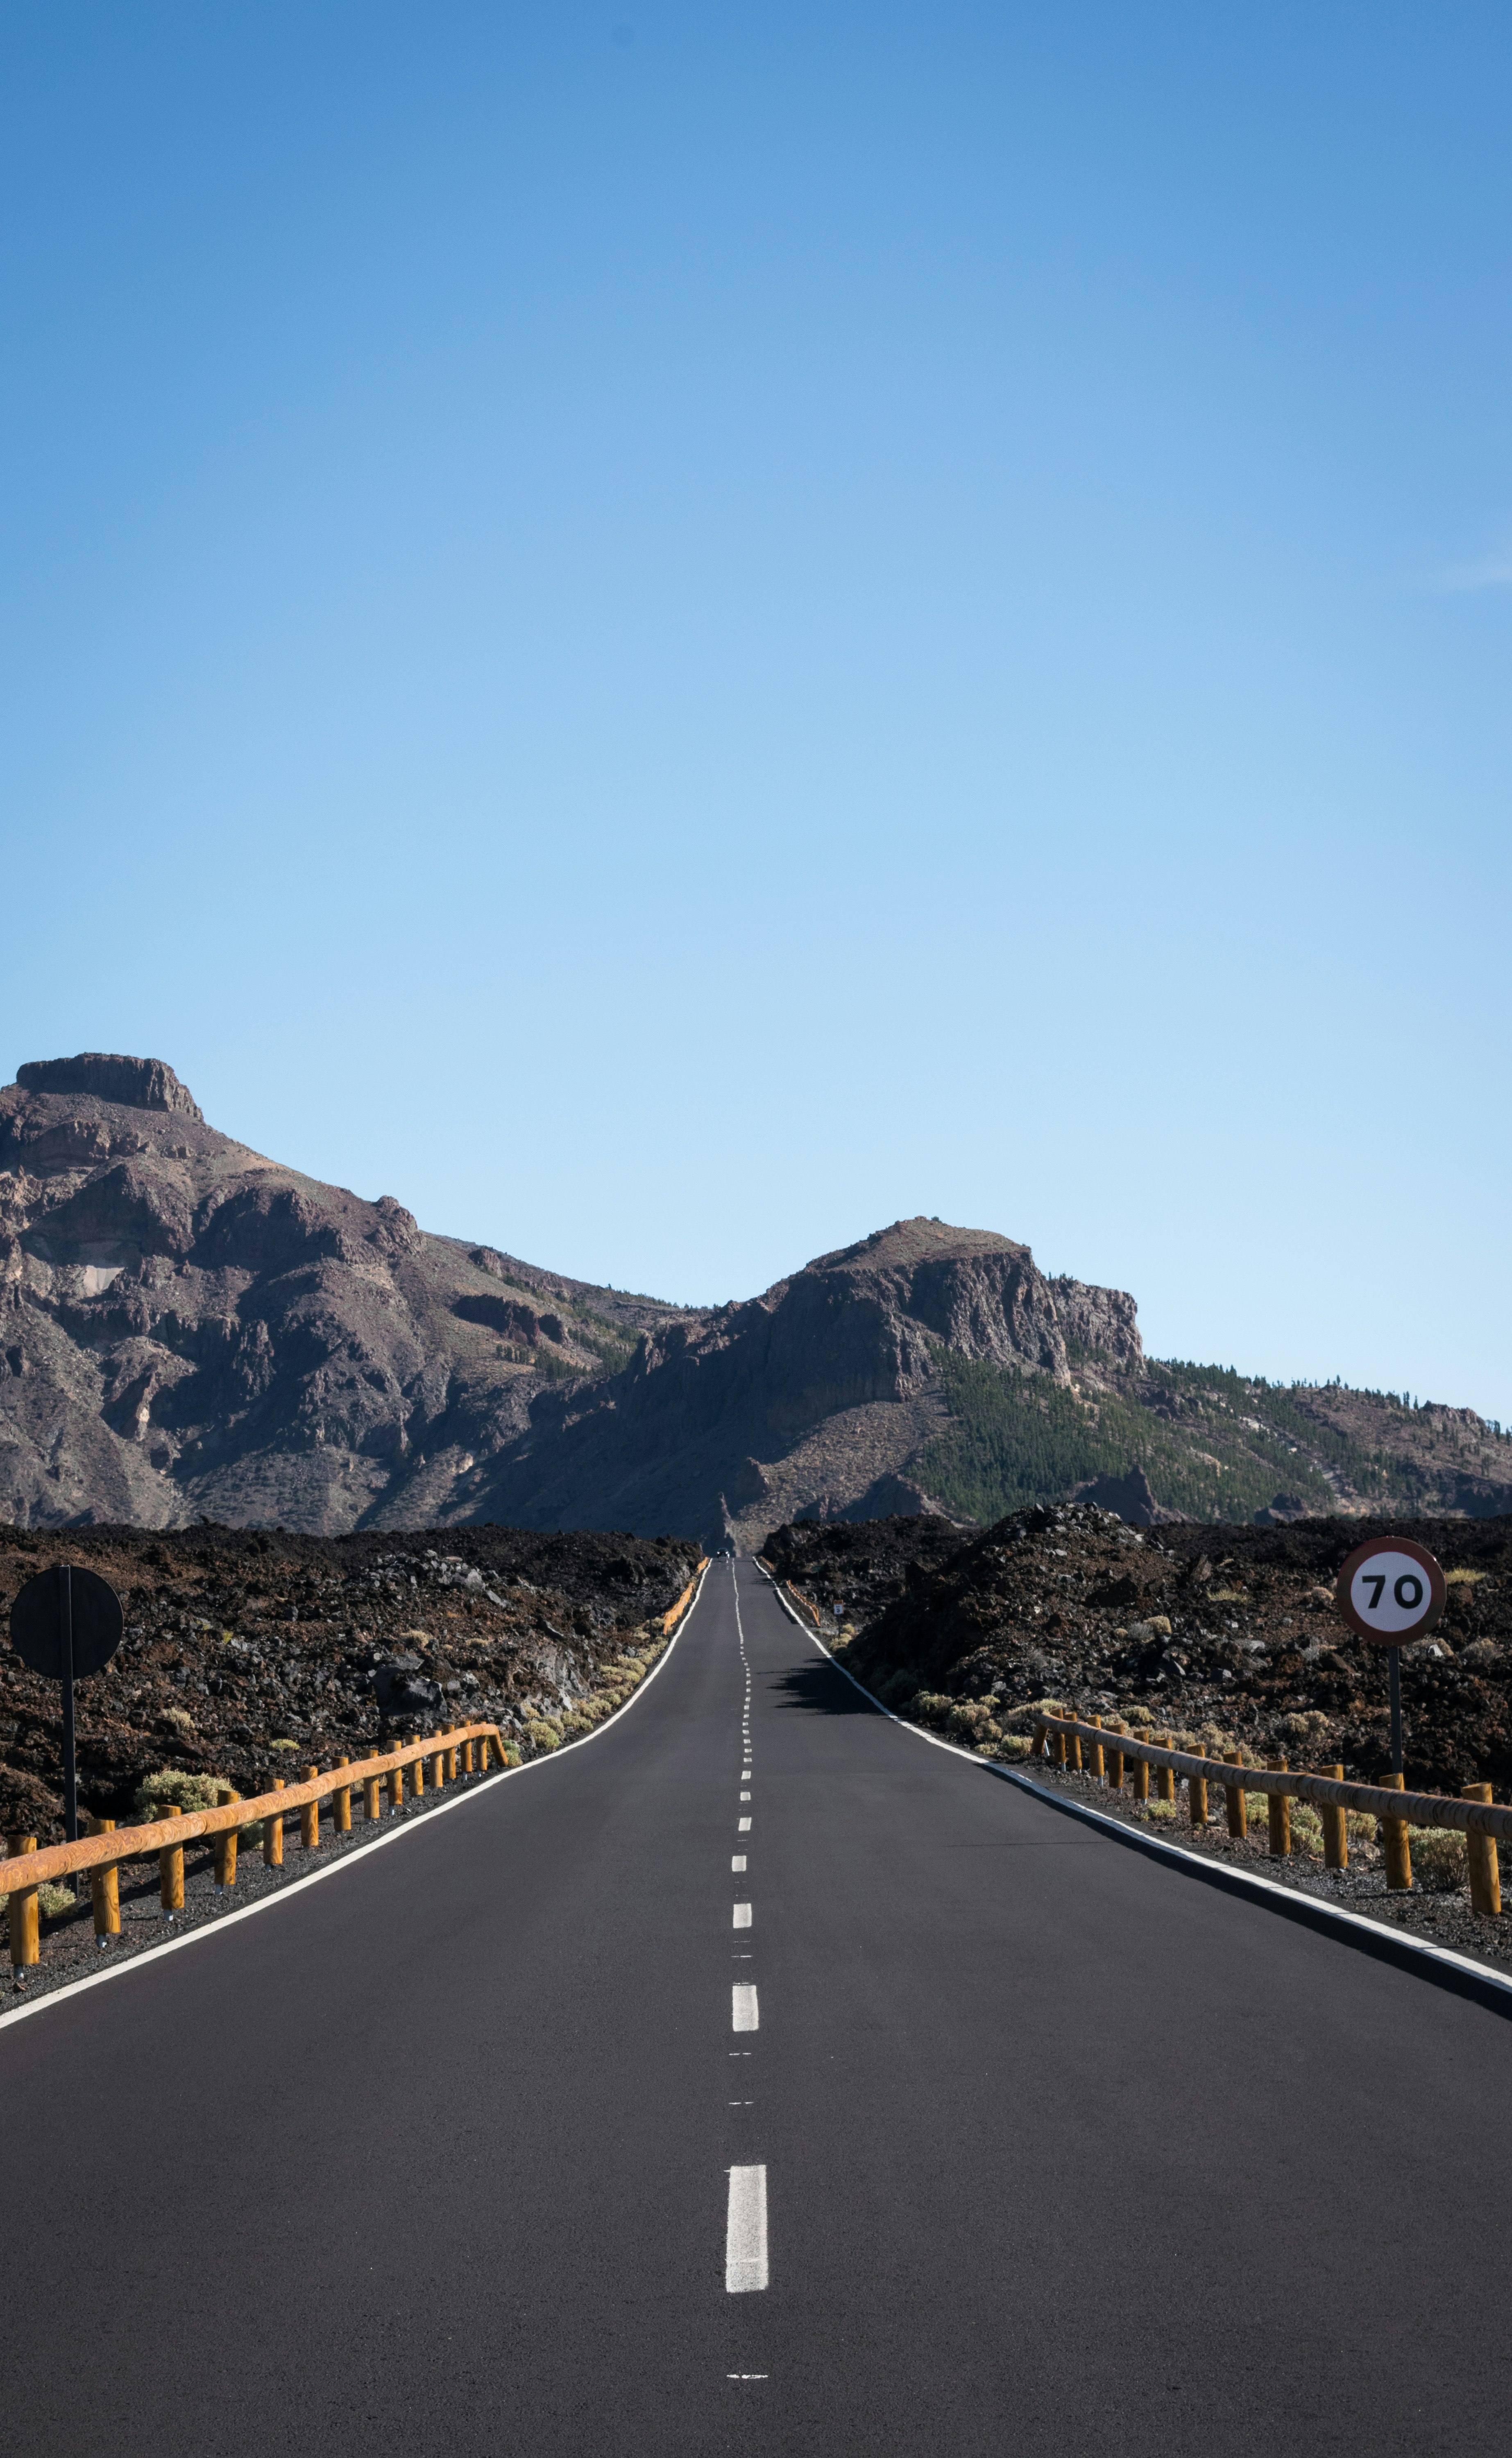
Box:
448;1730;461;1782
1154;1735;1175;1803
462;1735;475;1775
363;1765;383;1821
213;1786;240;1889
87;1815;120;1941
159;1812;185;1918
1066;1721;1082;1773
301;1767;320;1850
1052;1722;1067;1768
1106;1725;1124;1789
1224;1753;1247;1837
1266;1757;1290;1857
1382;1772;1412;1891
6;1832;39;1971
1464;1784;1500;1916
1087;1714;1104;1784
1131;1746;1149;1803
264;1778;285;1868
333;1759;352;1835
388;1751;406;1808
1030;1721;1047;1761
1321;1764;1348;1869
411;1747;425;1797
1189;1768;1208;1830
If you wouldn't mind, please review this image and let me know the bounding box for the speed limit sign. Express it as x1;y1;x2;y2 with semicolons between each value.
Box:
1335;1536;1446;1645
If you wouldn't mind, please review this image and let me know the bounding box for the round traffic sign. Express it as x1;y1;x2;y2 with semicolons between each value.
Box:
9;1565;125;1679
1334;1536;1445;1646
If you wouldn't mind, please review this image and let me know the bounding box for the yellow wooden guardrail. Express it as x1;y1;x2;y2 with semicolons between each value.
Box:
1030;1710;1508;1911
1;1560;708;1975
0;1721;510;1973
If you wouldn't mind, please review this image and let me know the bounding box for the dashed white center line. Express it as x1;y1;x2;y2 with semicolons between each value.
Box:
738;1815;751;1831
725;2164;768;2292
733;1902;752;1928
732;1854;746;1871
732;1983;759;2031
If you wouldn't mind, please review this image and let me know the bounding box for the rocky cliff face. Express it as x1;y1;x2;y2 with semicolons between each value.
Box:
0;1055;692;1533
473;1218;1144;1549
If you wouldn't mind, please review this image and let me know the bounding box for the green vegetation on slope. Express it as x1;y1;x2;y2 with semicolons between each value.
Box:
915;1352;1342;1525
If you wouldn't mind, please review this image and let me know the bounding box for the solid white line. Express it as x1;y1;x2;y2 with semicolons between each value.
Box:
725;2164;769;2292
732;1855;746;1871
733;1902;752;1928
738;1816;751;1832
752;1564;1512;2010
732;1982;759;2030
0;1560;716;2042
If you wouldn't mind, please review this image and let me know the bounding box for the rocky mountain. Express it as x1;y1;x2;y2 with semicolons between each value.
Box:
2;1052;1509;1546
0;1052;693;1534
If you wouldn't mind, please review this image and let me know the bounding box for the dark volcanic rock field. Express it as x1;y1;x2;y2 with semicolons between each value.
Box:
0;1523;701;1842
763;1508;1512;1799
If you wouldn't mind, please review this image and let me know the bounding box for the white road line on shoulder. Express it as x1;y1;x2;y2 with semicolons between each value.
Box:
732;1982;759;2030
733;1902;752;1928
732;1854;746;1870
725;2164;768;2292
0;1562;716;2041
738;1816;751;1831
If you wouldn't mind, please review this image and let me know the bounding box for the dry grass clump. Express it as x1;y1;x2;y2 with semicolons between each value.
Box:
526;1719;562;1751
947;1700;1000;1741
1403;1828;1467;1890
133;1769;227;1819
1283;1711;1333;1747
1446;1567;1487;1585
559;1712;593;1737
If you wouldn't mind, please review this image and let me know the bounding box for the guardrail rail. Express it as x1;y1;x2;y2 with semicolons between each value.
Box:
1029;1711;1505;1913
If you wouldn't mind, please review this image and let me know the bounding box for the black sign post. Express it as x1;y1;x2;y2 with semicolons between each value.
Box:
9;1564;125;1842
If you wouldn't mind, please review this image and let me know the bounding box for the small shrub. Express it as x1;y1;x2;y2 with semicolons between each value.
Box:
160;1705;196;1736
1121;1704;1155;1729
1405;1828;1467;1891
560;1713;592;1737
947;1701;998;1739
134;1769;226;1820
1446;1567;1488;1585
995;1735;1033;1760
38;1880;81;1917
270;1737;298;1753
526;1719;561;1751
912;1692;952;1723
1146;1800;1179;1822
1283;1711;1333;1747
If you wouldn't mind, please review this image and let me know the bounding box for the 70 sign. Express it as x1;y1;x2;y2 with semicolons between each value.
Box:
1335;1537;1446;1645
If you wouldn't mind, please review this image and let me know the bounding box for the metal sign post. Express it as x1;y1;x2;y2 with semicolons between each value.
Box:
1334;1535;1446;1779
9;1565;125;1844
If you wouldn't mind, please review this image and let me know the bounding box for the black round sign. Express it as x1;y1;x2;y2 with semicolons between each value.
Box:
9;1565;124;1679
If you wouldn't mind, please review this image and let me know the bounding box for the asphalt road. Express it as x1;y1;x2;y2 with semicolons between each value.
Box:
5;1556;1511;2456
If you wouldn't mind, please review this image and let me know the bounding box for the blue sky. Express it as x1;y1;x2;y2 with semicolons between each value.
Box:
2;2;1509;1417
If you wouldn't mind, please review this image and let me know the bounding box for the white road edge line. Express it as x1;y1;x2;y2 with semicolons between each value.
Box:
752;1563;1512;2009
725;2163;769;2292
0;1559;715;2040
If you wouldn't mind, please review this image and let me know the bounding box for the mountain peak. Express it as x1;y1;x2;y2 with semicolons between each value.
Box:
16;1053;203;1121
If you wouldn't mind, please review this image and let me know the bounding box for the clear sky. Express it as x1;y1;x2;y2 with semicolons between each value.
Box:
2;3;1509;1418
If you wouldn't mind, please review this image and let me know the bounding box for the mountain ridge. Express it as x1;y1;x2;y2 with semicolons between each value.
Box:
2;1052;1508;1544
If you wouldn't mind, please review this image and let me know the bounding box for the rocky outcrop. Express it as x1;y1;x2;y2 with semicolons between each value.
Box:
0;1060;693;1534
16;1054;204;1119
473;1218;1145;1549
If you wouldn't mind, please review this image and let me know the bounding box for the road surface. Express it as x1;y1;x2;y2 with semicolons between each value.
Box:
5;1557;1510;2454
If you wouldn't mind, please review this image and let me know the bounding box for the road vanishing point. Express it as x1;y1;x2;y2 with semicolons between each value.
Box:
6;1558;1510;2453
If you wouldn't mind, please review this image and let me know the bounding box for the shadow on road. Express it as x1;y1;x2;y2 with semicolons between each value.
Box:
770;1661;878;1718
